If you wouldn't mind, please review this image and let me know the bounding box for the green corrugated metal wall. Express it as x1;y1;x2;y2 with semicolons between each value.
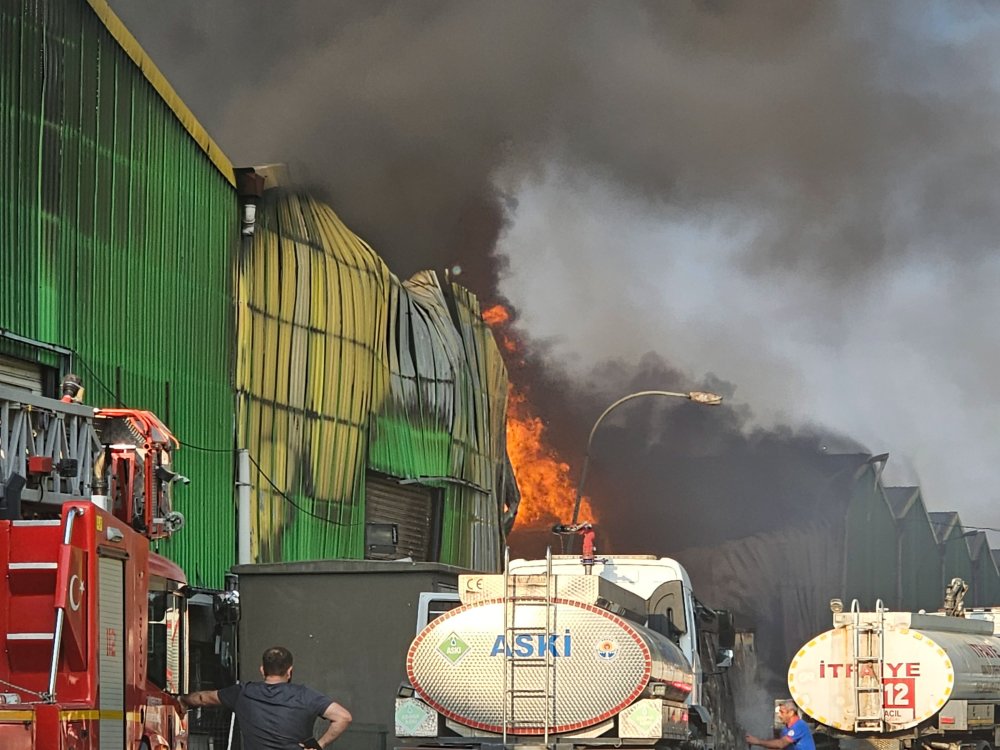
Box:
971;540;1000;605
984;555;1000;604
897;500;943;611
1;0;238;586
235;189;509;570
843;466;899;608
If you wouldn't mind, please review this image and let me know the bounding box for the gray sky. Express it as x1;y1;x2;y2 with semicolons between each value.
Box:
111;0;1000;541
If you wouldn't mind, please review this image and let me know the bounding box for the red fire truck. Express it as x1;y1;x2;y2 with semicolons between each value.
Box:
0;382;194;749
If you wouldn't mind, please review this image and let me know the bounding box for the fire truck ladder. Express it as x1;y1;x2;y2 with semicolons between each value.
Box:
850;598;886;732
0;384;99;509
502;546;556;746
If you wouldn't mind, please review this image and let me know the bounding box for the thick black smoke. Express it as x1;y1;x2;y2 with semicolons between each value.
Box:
504;337;863;555
111;1;1000;292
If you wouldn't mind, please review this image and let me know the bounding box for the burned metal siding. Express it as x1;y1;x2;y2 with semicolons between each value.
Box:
1;0;238;586
438;279;508;567
236;189;509;571
235;190;386;564
369;272;507;569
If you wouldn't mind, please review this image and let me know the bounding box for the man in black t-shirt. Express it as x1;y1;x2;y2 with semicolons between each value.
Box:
179;646;352;750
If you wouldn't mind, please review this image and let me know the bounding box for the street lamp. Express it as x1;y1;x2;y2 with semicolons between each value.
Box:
942;530;979;545
569;390;724;528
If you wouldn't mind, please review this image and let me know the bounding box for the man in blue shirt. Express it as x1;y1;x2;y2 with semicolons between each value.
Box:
746;701;816;750
180;645;352;749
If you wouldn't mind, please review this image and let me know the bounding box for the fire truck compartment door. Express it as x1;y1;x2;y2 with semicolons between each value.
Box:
98;556;125;750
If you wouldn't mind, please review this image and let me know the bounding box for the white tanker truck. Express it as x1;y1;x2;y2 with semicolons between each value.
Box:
787;587;1000;750
394;553;741;750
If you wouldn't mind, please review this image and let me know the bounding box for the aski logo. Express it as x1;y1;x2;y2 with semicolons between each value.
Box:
491;630;572;658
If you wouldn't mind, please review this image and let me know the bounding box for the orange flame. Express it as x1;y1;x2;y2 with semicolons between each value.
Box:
483;305;598;529
482;305;509;326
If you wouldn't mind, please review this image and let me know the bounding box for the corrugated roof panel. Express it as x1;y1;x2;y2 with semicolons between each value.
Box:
929;510;960;542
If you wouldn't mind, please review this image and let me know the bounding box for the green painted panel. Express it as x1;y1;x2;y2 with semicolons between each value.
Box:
368;415;452;477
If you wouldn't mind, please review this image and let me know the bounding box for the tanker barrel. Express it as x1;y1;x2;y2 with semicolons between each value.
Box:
789;609;1000;733
407;593;694;735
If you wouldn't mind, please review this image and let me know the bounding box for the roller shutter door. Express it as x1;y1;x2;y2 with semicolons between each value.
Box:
98;556;125;750
0;355;42;394
365;474;435;561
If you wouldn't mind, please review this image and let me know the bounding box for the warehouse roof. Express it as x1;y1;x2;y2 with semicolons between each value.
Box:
929;511;963;544
885;486;921;519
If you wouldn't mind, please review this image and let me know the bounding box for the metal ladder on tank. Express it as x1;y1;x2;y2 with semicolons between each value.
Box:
502;546;556;746
851;599;886;731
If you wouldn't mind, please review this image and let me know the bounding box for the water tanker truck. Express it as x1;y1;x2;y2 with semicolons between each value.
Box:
787;588;1000;750
395;552;740;750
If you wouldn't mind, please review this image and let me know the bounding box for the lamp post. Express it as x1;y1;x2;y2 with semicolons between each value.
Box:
569;390;724;528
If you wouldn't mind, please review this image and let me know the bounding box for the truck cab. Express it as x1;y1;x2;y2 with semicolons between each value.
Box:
507;555;736;710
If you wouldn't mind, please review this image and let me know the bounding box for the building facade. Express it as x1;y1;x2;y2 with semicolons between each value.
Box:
1;1;513;585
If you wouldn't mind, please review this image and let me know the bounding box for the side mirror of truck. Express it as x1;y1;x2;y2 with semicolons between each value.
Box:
397;681;416;698
213;590;241;625
715;647;734;669
717;609;736;649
